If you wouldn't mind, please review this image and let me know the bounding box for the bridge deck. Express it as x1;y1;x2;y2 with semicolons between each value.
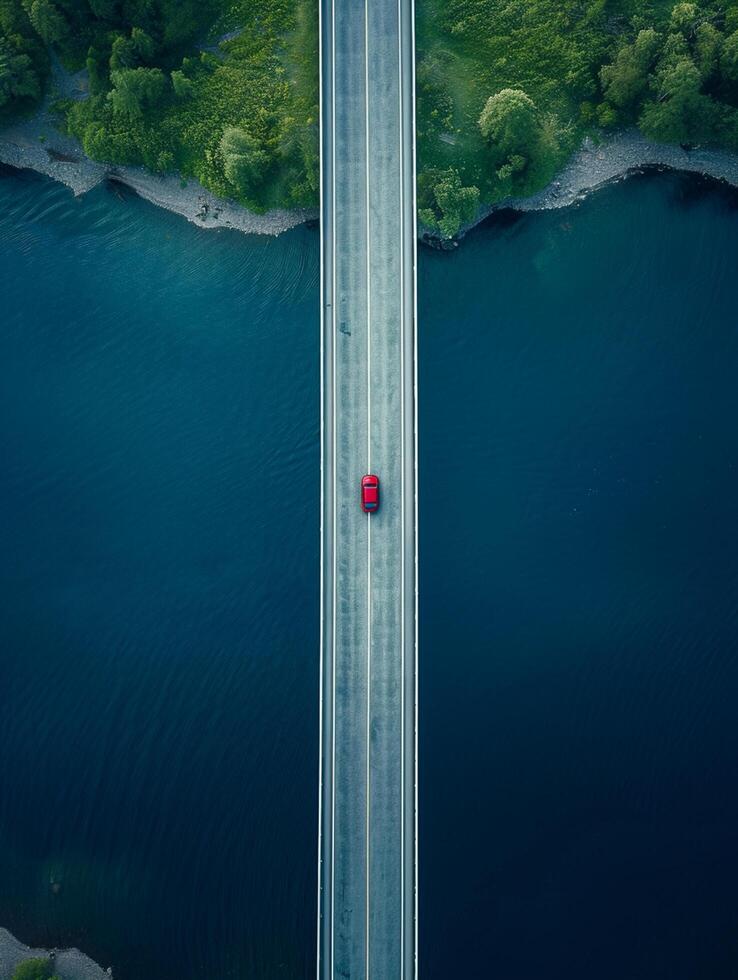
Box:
318;0;417;976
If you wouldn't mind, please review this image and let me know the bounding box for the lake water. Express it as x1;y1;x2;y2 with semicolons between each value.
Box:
1;166;738;979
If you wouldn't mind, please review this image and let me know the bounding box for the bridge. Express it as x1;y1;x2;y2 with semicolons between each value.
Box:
317;0;418;975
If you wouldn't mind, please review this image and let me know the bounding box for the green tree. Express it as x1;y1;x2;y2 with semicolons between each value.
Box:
670;2;699;37
88;0;118;18
479;88;539;158
22;0;68;45
110;27;155;71
170;68;193;99
640;55;715;142
695;22;722;80
220;126;270;196
108;66;167;120
720;30;738;88
419;167;479;238
86;44;108;94
600;29;661;116
0;34;40;109
156;148;174;170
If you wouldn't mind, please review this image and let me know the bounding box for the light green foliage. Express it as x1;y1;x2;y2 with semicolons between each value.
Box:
108;66;168;121
7;0;738;226
11;959;61;980
640;54;714;142
170;68;192;99
669;2;699;34
416;0;738;229
1;0;318;209
220;125;269;199
418;167;479;237
695;22;722;79
415;0;613;214
22;0;67;46
479;88;541;166
600;29;661;116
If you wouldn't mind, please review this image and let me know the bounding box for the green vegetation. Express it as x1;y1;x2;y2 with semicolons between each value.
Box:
0;0;47;115
5;0;738;232
12;959;61;980
0;0;318;210
417;0;738;234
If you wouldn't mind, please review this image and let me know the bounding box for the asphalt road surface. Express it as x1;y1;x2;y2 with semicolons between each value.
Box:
317;0;418;976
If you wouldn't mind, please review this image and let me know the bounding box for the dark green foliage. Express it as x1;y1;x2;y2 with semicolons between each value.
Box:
7;0;738;222
0;0;47;115
418;167;480;237
720;29;738;87
0;0;319;209
109;27;154;71
640;53;716;141
416;0;738;224
0;32;40;106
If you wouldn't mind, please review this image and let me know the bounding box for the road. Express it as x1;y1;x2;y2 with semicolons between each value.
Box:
317;0;418;976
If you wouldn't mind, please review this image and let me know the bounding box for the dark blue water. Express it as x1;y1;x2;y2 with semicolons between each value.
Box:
2;166;738;980
0;168;320;978
419;174;738;979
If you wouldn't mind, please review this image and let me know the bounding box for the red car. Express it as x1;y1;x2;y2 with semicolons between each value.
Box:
361;474;380;513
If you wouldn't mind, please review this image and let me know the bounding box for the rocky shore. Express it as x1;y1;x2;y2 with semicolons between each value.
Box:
0;113;316;235
2;84;738;241
0;57;317;236
0;927;110;980
454;128;738;241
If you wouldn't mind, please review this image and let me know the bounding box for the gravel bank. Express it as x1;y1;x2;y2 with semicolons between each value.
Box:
2;91;737;240
0;61;317;236
453;128;738;241
0;928;110;980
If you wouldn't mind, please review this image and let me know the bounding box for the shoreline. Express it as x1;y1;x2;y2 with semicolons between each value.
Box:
2;103;738;238
0;119;317;236
452;128;738;242
0;927;110;980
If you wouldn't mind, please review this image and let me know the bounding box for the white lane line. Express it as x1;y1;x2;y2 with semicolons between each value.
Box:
330;0;337;974
316;0;325;968
364;0;372;975
410;0;419;971
397;0;406;972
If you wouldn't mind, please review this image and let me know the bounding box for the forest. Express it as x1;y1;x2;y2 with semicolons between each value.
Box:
0;0;318;211
416;0;738;234
3;0;738;232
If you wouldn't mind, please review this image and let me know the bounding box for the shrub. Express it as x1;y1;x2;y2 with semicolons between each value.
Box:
12;958;60;980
